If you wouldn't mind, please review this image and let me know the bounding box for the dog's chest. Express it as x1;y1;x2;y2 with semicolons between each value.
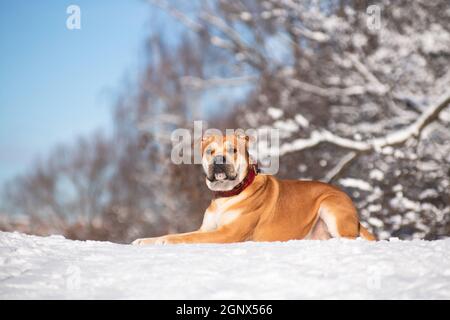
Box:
201;198;242;231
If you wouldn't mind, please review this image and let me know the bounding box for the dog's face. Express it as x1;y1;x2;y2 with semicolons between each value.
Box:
201;133;251;191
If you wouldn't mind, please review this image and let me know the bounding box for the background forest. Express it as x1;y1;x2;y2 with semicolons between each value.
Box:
1;0;449;242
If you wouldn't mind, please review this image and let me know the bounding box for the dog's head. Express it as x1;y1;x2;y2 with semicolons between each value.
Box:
200;132;252;191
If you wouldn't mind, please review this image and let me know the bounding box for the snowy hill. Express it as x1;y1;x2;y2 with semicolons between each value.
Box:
0;231;449;299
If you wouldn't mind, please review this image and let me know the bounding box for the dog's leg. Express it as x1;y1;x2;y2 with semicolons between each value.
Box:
132;231;200;245
318;195;367;239
132;226;244;245
307;218;332;240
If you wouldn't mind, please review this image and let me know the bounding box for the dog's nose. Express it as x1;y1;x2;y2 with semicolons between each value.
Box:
213;155;226;165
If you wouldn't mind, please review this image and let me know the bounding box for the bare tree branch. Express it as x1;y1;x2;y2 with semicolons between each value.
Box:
199;12;267;69
149;0;266;69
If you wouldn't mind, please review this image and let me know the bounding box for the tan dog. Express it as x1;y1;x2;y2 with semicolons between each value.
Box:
132;133;375;245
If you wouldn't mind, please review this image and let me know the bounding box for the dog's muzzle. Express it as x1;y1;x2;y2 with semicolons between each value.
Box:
207;156;237;182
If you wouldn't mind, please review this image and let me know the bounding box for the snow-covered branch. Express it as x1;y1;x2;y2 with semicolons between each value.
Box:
280;91;450;155
346;54;389;95
322;151;358;183
291;25;330;43
371;92;450;148
287;78;366;97
180;75;258;90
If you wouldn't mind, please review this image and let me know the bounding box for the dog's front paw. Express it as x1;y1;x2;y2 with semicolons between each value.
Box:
131;236;169;245
131;238;148;245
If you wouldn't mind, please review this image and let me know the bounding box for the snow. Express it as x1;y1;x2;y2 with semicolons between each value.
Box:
1;231;450;299
339;178;373;192
239;12;252;22
294;114;309;128
368;217;384;228
369;169;384;181
267;107;283;119
417;23;450;54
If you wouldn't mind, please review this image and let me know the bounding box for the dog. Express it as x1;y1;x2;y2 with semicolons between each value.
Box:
132;132;375;245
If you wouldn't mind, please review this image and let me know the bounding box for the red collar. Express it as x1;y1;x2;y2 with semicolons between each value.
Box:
213;164;259;198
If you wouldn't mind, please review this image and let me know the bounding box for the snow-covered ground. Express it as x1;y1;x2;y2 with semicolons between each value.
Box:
0;231;449;299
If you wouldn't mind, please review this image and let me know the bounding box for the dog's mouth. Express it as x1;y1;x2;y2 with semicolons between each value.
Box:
206;165;237;182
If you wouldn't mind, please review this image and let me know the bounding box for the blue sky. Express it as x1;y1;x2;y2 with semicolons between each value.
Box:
0;0;153;187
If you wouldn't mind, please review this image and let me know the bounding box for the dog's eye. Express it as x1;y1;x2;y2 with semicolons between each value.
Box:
228;148;238;154
205;148;214;155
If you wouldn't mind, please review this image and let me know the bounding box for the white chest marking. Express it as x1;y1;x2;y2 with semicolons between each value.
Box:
201;198;243;231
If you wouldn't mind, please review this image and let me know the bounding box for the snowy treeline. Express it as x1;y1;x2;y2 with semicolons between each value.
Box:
1;0;449;241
